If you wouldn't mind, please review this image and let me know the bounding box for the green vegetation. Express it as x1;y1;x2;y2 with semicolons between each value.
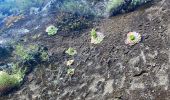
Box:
15;44;50;62
0;63;26;93
67;68;75;76
90;28;104;44
15;44;33;60
106;0;124;13
40;51;49;61
65;48;77;56
130;34;135;40
46;25;58;36
90;29;97;39
15;43;49;62
7;43;49;94
15;44;38;61
125;32;141;46
10;63;26;85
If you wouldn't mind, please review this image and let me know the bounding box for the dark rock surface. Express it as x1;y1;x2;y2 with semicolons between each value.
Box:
0;45;12;59
0;0;169;100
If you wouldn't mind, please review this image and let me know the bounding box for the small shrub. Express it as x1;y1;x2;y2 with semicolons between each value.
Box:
0;63;26;94
40;51;49;61
15;44;33;60
15;44;39;61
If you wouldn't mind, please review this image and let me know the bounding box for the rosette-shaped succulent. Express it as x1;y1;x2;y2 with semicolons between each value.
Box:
67;68;75;76
125;32;141;46
46;25;58;36
65;48;77;56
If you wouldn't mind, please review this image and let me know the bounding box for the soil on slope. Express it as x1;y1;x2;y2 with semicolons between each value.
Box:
0;0;170;100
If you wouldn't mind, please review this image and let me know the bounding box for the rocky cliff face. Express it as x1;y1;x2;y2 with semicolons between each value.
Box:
0;0;152;21
42;0;153;17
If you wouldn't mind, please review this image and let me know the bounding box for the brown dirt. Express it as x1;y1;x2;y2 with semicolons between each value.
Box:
0;0;170;100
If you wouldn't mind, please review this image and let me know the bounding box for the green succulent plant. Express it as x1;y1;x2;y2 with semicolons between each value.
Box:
67;68;75;76
90;29;97;39
129;34;135;40
90;28;104;44
46;25;58;36
65;48;77;56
